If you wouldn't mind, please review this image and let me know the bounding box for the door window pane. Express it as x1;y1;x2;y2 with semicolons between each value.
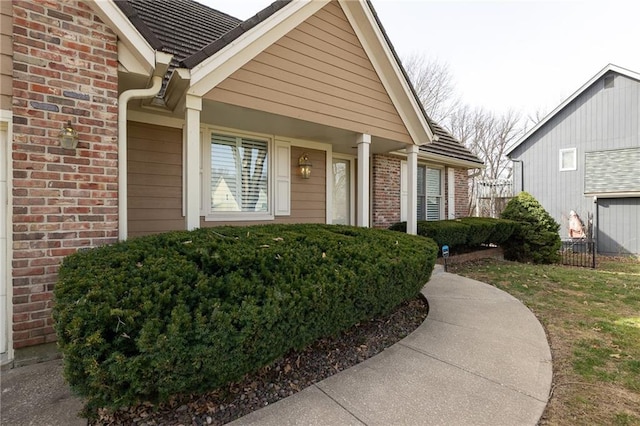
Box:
332;159;350;225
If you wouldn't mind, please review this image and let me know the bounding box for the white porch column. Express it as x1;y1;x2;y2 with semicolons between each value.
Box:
406;145;418;235
184;94;201;230
447;168;456;219
356;133;371;227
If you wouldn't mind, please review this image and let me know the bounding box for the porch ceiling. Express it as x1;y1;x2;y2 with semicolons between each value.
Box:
201;100;409;155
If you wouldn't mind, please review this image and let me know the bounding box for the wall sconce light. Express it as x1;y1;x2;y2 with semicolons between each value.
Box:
59;120;78;149
298;153;312;179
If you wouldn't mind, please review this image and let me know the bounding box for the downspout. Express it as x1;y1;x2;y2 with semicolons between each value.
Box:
117;75;163;241
117;51;172;241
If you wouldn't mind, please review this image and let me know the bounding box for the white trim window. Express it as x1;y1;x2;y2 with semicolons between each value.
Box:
202;132;273;220
418;165;443;221
401;162;444;221
559;148;577;171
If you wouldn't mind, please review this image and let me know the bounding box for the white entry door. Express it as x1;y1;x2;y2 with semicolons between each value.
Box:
332;157;354;225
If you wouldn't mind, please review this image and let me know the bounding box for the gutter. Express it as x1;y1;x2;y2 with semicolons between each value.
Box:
117;52;172;241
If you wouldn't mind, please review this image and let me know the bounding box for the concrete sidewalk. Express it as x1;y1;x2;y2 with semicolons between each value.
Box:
1;267;552;425
230;267;552;425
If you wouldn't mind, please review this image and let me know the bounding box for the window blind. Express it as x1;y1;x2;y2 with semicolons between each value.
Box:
210;135;268;213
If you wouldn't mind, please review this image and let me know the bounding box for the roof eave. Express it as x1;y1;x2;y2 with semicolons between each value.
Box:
390;149;485;169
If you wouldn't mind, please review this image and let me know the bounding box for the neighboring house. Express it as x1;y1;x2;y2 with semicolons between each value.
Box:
507;64;640;256
0;0;482;366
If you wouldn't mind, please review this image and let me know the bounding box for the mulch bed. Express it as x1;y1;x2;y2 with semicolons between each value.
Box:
93;295;429;425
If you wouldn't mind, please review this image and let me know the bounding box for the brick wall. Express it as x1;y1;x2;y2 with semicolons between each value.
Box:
372;154;401;228
454;168;470;218
11;0;118;352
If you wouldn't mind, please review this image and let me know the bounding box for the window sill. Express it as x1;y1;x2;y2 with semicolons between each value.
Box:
203;213;275;222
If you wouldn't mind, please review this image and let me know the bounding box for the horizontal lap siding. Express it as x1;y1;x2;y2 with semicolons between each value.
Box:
205;2;411;144
0;1;11;110
289;147;325;222
201;147;326;227
127;122;184;237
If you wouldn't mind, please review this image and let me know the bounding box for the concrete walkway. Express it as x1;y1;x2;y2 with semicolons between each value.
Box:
1;267;552;425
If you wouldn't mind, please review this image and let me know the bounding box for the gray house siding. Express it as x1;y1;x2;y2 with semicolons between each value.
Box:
597;198;639;255
510;71;640;254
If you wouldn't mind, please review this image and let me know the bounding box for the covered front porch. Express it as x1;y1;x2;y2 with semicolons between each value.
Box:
124;98;422;238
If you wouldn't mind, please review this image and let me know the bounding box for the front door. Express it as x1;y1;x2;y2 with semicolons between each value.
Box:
332;157;352;225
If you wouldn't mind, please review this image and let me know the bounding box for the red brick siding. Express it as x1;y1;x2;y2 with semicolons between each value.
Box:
11;0;118;350
454;168;470;218
371;154;401;229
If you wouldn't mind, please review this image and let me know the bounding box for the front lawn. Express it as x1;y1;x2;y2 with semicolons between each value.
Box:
449;257;640;425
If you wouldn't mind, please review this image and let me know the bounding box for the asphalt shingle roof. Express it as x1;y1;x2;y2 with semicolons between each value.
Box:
116;0;242;65
422;122;484;166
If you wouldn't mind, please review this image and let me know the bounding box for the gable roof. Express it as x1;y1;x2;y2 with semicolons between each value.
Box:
506;63;640;156
113;0;481;166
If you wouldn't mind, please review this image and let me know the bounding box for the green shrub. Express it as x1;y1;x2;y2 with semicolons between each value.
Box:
457;217;495;247
390;220;469;253
500;192;561;264
389;218;517;253
458;217;519;246
53;224;436;415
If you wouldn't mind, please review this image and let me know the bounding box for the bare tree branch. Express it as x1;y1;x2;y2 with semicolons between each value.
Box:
403;53;460;123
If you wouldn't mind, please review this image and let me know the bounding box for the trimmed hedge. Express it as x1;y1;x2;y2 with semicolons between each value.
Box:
53;224;436;414
458;217;519;246
500;192;561;264
389;217;518;253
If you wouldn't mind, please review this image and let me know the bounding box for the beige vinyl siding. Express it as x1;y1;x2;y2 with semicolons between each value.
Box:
201;146;326;227
205;1;411;144
127;122;184;237
0;1;12;110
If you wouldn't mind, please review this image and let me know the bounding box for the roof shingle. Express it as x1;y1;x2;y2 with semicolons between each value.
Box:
421;122;483;166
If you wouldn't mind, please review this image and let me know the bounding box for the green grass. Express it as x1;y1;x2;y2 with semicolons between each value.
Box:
450;257;640;425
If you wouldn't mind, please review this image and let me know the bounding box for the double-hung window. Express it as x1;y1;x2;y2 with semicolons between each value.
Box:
204;133;271;219
417;165;442;221
401;162;443;221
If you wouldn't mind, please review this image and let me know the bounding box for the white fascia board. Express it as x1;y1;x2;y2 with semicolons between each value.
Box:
586;191;640;198
88;1;155;75
339;1;433;146
507;63;640;156
189;0;329;97
391;149;485;169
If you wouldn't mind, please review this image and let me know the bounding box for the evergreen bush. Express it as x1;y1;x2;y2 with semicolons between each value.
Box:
389;217;517;253
458;217;519;246
500;192;561;263
53;224;436;414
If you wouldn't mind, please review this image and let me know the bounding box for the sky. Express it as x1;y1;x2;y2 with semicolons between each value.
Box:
202;0;640;120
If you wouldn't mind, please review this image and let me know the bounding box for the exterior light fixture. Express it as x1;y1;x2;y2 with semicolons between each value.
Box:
59;120;79;149
298;153;312;179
